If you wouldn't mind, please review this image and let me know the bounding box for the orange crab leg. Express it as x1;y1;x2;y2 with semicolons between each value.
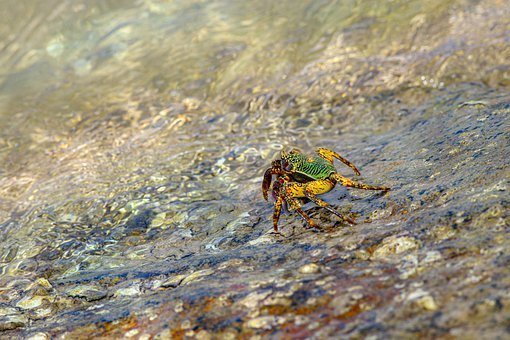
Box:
293;205;320;229
282;179;355;227
317;147;361;176
282;190;320;230
262;160;286;201
332;174;391;191
272;195;284;232
304;186;356;225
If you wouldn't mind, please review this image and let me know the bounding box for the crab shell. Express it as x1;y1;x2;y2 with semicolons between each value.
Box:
280;149;336;181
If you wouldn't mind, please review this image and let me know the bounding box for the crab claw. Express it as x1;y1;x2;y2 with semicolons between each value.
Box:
262;168;273;201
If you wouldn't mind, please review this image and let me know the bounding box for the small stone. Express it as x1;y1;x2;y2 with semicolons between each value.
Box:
415;295;438;311
151;213;167;227
0;314;28;331
298;263;321;274
329;293;362;316
32;306;54;318
16;295;47;310
174;300;184;313
247;234;277;246
354;249;370;260
181;269;214;285
239;291;272;309
125;328;140;337
160;274;187;288
154;328;172;339
114;285;141;297
430;225;456;241
65;285;107;302
422;250;442;264
195;330;212;340
263;296;292;307
407;289;438;311
0;305;19;316
181;319;192;329
371;236;420;259
26;332;50;340
246;316;280;329
34;278;53;290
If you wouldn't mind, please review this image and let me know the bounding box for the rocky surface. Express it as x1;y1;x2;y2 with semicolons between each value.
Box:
0;0;509;338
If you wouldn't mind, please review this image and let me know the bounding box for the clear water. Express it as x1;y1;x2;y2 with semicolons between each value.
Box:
0;0;509;337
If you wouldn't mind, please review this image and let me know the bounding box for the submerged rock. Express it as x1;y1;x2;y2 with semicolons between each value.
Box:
370;236;421;259
0;314;28;331
65;285;108;302
0;0;509;338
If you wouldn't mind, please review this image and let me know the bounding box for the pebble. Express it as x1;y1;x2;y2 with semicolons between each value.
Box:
0;314;28;331
160;274;187;288
65;285;107;302
16;295;47;310
181;269;215;285
298;263;321;274
371;236;421;259
25;332;50;340
422;250;443;264
114;285;141;298
245;315;281;329
406;289;438;311
239;290;272;309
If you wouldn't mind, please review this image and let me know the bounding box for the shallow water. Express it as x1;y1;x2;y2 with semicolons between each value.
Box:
0;0;509;338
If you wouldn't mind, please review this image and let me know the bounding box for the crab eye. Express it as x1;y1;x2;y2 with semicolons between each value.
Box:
282;160;293;171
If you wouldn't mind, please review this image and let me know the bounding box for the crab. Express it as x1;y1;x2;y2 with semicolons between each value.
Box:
262;148;390;232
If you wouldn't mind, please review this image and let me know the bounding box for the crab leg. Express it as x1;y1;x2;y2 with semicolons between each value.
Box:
272;195;284;232
262;160;285;201
284;195;320;229
317;148;361;176
332;173;390;191
262;168;274;201
304;187;356;225
293;206;320;229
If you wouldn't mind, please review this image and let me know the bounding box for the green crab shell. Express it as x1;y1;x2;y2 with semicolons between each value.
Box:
281;150;336;181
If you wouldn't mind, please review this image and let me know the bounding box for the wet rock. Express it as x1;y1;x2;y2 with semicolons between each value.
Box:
195;330;212;340
329;291;365;317
181;269;215;285
124;209;156;235
26;332;51;340
422;250;442;264
150;212;167;227
406;289;438;311
114;285;142;298
262;296;292;308
65;285;107;302
298;263;321;274
1;0;509;338
239;291;273;309
0;304;19;317
0;314;28;331
33;278;53;291
160;274;187;288
31;306;55;319
16;295;48;310
245;315;282;330
124;328;140;338
247;234;278;246
371;236;421;259
428;225;456;241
